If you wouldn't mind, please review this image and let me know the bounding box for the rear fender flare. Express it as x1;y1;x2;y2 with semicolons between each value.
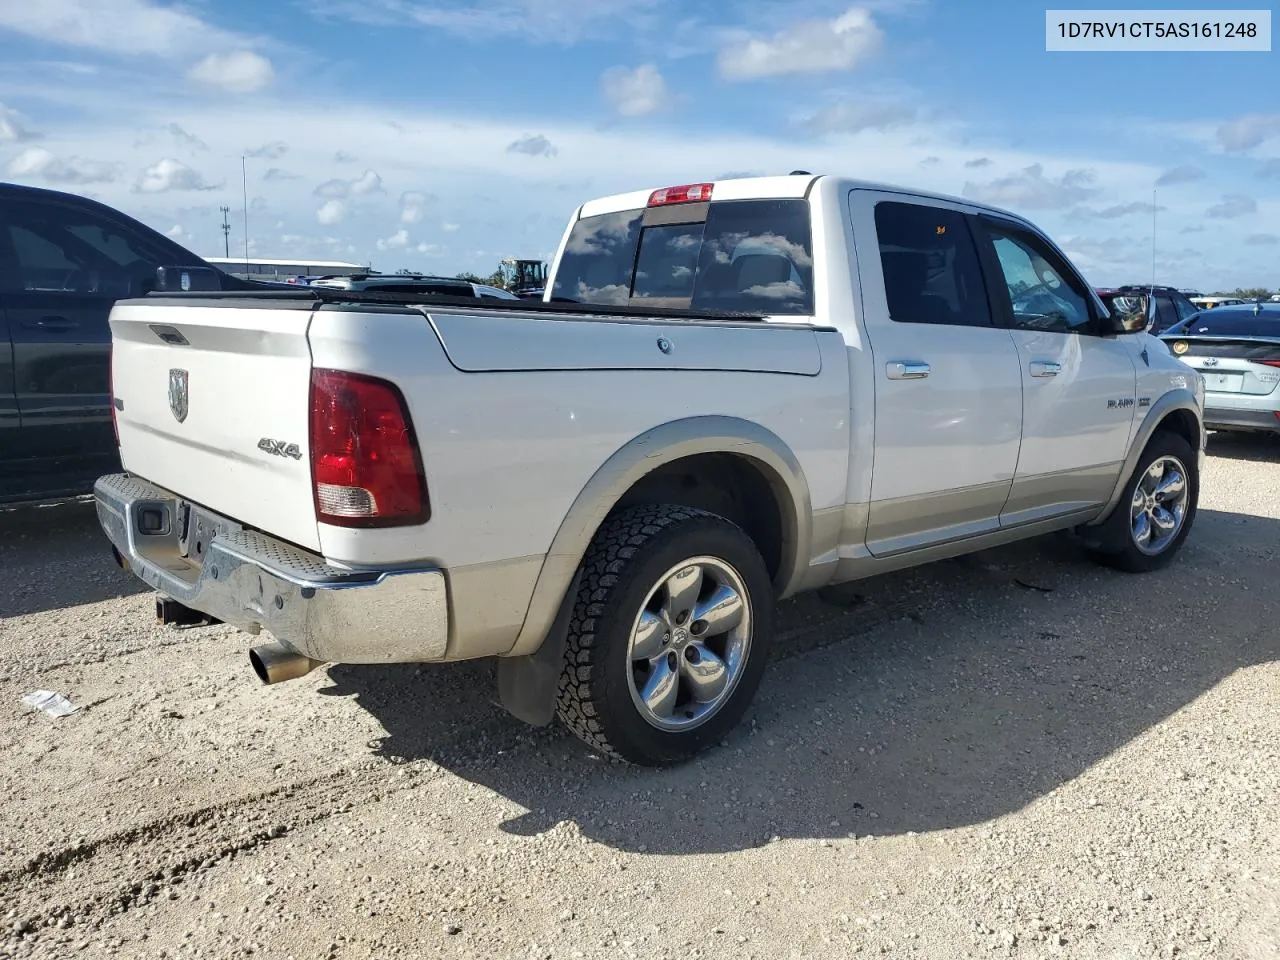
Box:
504;415;814;658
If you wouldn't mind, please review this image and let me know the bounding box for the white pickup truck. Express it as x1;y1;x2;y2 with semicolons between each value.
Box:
95;173;1206;765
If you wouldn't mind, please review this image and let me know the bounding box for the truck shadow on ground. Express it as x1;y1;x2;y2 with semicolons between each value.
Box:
325;506;1279;855
0;498;148;620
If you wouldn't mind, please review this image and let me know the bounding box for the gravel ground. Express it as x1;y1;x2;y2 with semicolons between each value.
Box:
1;435;1277;960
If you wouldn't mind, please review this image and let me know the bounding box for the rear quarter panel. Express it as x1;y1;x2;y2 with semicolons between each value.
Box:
307;304;851;657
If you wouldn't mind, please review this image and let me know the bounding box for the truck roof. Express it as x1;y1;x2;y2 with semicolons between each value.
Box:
576;173;1033;226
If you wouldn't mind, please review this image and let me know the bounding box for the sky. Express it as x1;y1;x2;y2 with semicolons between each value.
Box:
1;0;1278;290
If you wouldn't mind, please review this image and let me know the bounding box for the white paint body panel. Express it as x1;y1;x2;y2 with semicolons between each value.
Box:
109;302;321;552
429;311;824;375
1009;329;1138;476
307;307;850;569
847;188;1024;521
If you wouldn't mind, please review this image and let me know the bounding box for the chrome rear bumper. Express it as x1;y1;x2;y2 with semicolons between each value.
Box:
93;473;449;664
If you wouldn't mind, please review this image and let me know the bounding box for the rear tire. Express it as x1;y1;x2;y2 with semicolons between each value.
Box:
1086;430;1198;573
555;504;775;766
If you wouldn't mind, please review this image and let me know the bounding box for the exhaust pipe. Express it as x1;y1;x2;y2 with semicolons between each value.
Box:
249;642;325;685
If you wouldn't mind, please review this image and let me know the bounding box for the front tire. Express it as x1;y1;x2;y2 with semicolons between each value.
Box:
555;504;775;765
1086;429;1198;573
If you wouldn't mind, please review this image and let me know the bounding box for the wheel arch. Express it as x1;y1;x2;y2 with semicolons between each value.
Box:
1089;388;1205;527
505;415;814;658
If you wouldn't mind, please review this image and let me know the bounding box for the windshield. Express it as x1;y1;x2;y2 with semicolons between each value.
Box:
550;198;815;315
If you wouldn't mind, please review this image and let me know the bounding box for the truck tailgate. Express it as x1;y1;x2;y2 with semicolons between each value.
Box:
109;300;321;552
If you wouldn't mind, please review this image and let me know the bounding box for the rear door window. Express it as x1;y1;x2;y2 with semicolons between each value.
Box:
872;201;992;327
551;198;815;314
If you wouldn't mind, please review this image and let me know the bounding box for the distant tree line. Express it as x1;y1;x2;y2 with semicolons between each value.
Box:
1210;287;1278;299
456;269;506;287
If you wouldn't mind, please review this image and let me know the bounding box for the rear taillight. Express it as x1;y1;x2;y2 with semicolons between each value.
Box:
108;343;119;446
308;369;430;528
1255;360;1280;368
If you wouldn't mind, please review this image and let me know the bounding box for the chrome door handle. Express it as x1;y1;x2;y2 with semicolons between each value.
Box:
886;361;931;380
1029;360;1061;378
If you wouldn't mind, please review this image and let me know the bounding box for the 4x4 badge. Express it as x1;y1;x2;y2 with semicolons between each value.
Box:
168;368;189;423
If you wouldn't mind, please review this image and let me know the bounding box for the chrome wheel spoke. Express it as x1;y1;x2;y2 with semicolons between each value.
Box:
663;565;703;624
692;584;743;638
1151;506;1177;536
1154;471;1185;502
1133;510;1152;545
681;643;728;703
640;656;680;719
631;610;668;661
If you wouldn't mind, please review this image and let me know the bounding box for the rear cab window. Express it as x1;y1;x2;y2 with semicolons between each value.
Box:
550;196;815;315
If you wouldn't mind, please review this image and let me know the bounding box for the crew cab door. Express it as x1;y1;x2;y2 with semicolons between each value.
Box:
972;215;1137;524
850;191;1025;556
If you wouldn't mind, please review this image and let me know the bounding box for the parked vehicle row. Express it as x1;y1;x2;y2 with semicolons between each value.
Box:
93;173;1207;765
1162;301;1280;435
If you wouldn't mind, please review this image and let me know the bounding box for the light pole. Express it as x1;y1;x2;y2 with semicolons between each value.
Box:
220;205;231;258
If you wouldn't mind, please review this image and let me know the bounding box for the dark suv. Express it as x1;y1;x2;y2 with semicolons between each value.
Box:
1095;284;1201;335
0;182;247;505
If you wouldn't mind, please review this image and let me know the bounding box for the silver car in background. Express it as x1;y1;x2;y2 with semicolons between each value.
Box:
1161;302;1280;435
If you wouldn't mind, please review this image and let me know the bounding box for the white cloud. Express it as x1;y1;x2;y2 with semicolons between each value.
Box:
165;123;206;150
350;168;383;195
135;158;217;193
963;163;1099;210
1245;234;1279;246
1071;201;1163;220
334;150;357;163
314;168;384;198
7;146;120;184
1257;158;1280;180
399;191;435;223
0;0;254;57
1155;164;1205;186
166;223;197;245
417;242;444;255
601;64;668;118
1216;113;1280;152
312;0;665;45
801;100;916;135
507;134;557;157
0;102;40;142
376;228;409;250
442;222;461;233
246;140;288;159
264;167;301;181
718;7;882;81
316;199;346;225
187;51;275;94
1206;194;1257;219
